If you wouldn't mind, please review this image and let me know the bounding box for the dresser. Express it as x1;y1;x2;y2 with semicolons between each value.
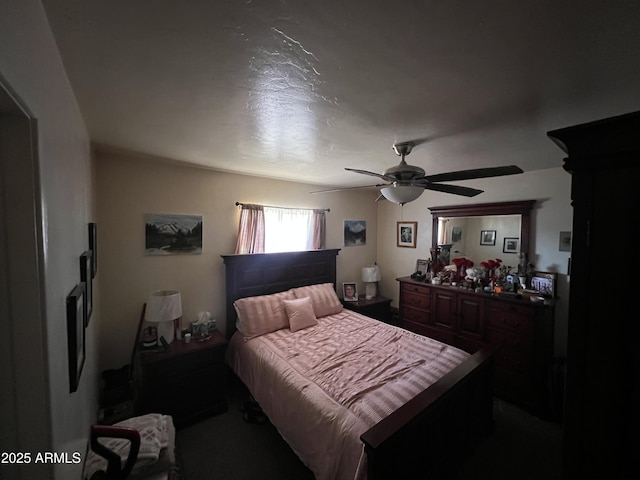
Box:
133;329;228;428
397;276;554;415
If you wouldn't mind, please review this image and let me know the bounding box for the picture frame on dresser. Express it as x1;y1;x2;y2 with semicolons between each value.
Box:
531;271;557;297
66;283;85;393
343;282;358;301
415;258;429;274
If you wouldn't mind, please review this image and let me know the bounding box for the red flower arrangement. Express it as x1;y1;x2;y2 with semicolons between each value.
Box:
481;258;503;282
452;257;474;269
452;257;474;281
480;258;502;270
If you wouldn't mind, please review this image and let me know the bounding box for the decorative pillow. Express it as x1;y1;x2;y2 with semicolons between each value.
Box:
284;297;318;332
233;290;294;339
291;283;343;318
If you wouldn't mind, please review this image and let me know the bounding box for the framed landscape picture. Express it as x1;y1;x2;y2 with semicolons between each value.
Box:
145;213;203;255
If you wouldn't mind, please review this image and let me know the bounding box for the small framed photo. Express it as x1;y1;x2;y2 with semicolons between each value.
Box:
397;221;417;248
480;230;496;246
342;282;358;301
66;283;86;393
451;226;462;243
88;223;98;278
80;251;93;326
503;237;519;254
559;231;571;252
415;259;429;274
531;271;557;297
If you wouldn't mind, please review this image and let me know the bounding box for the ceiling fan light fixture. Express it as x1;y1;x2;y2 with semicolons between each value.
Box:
380;185;424;205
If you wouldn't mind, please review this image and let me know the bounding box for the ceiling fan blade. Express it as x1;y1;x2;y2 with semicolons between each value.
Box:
421;183;484;197
422;165;523;183
310;184;387;194
345;167;397;182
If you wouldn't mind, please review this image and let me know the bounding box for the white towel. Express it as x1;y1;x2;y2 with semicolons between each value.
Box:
82;413;170;479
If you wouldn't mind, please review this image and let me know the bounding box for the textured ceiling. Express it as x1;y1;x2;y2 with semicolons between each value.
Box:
42;0;640;189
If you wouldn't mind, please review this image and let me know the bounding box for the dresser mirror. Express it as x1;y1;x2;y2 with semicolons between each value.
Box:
429;200;535;268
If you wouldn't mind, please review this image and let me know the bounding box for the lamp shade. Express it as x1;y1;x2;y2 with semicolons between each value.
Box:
145;290;182;322
145;290;182;344
362;266;381;283
380;185;424;205
362;265;381;299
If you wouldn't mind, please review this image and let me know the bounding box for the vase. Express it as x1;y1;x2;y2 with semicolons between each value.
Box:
519;276;527;289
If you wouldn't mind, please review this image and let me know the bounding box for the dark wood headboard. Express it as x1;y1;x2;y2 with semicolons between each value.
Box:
221;249;341;338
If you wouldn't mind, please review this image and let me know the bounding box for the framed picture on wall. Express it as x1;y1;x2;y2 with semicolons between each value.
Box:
480;230;496;246
66;283;85;393
145;213;203;255
397;221;417;248
88;222;97;278
80;251;93;326
451;226;462;243
503;237;519;254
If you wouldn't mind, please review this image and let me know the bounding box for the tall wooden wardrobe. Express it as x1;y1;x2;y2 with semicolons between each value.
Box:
548;111;640;480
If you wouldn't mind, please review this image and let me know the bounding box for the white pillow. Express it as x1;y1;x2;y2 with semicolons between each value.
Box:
290;283;343;318
233;290;294;339
283;297;318;332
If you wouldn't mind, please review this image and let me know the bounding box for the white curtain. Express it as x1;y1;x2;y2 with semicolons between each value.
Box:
264;207;312;253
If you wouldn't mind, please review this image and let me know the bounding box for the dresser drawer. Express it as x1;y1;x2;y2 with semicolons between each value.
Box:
402;290;430;309
402;305;429;325
485;303;534;334
402;282;430;296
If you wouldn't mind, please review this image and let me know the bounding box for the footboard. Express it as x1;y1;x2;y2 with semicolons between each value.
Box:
360;347;495;480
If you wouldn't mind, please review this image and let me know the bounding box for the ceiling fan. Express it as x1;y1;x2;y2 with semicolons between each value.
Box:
312;142;523;205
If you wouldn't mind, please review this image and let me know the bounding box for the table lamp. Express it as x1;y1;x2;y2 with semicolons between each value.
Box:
145;290;182;344
362;265;381;300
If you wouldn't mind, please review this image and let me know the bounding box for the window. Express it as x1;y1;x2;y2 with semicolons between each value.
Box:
235;204;326;254
264;207;312;253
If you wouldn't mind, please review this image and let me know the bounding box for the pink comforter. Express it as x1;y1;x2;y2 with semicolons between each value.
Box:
226;309;469;480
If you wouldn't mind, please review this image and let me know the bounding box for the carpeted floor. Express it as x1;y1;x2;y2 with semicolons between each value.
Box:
176;377;562;480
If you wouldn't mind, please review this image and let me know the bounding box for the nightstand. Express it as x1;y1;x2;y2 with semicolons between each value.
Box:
133;329;228;428
342;294;393;324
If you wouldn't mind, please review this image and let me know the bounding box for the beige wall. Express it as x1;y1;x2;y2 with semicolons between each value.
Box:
1;1;97;478
376;167;572;355
95;149;379;370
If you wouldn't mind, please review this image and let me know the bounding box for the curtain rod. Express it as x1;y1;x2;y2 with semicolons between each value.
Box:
235;202;329;212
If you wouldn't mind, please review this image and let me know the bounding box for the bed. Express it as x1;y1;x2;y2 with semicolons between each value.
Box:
222;249;494;479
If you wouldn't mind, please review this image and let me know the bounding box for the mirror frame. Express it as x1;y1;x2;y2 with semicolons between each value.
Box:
429;200;535;260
